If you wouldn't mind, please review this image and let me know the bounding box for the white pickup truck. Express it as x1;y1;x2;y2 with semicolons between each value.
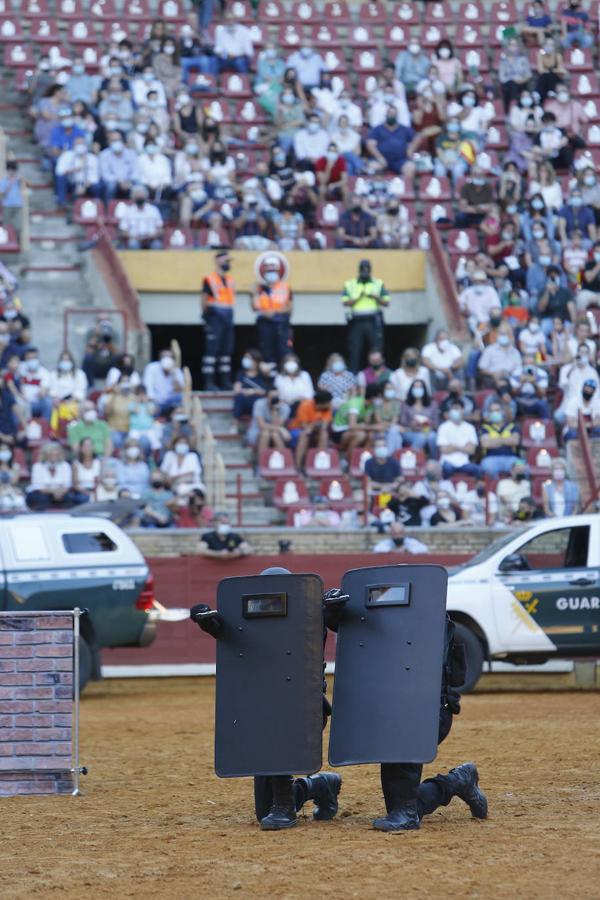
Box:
446;514;600;689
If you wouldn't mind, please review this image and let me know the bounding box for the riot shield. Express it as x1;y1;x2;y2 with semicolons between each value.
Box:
329;564;447;767
215;573;324;778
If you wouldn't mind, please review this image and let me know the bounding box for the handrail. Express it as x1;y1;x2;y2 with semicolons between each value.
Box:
0;127;6;178
91;226;144;332
20;183;30;253
427;226;465;337
577;410;600;511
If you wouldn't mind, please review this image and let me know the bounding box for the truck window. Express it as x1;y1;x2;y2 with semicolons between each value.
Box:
62;532;117;554
11;524;50;561
510;526;590;571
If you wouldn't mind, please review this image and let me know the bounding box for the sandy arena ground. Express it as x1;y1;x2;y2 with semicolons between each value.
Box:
3;678;600;900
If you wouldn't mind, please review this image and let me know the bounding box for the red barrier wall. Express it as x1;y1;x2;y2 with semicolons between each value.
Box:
104;554;469;668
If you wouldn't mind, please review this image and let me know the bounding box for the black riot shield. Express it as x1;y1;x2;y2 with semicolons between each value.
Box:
329;564;448;767
215;573;324;778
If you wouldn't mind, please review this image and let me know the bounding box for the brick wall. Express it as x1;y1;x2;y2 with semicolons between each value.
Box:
0;613;74;797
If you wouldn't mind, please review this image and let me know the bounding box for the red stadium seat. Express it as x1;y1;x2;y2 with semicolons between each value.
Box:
424;1;453;24
73;197;105;225
258;448;297;479
564;47;594;71
0;18;24;41
228;0;254;23
278;23;304;50
121;0;151;22
79;45;101;69
106;199;132;226
4;45;35;67
520;418;558;450
257;0;287;24
457;1;485;22
305;448;343;478
473;389;494;408
352;48;382;73
0;224;19;252
322;48;347;72
322;0;352;25
158;0;186;21
55;0;85;19
67;20;96;44
449;475;477;498
164;227;194;249
425;202;454;227
457;47;489;73
196;226;232;249
445;229;480;258
101;20;132;43
308;23;343;49
390;1;420;25
89;0;117;19
489;0;517;24
21;0;51;18
356;73;381;96
526;446;560;477
12;447;30;481
189;72;218;96
530;475;548;505
221;73;252;97
14;70;34;92
486;123;508;152
454;23;484;47
349;447;373;478
25;418;50;448
393;447;426;476
291;0;323;23
419;175;452;202
421;24;450;47
29;18;60;42
383;23;409;50
347;24;378;48
233;99;269;125
247;23;266;48
572;73;600;98
358;1;387;25
316;202;343;229
317;476;355;509
273;476;310;509
582;98;600;123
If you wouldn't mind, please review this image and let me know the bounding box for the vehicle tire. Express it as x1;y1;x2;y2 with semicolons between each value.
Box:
453;623;485;693
78;637;93;693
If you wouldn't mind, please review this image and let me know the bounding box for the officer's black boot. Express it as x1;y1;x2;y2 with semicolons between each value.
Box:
295;772;342;821
203;372;218;392
445;763;488;819
373;799;420;832
260;776;297;831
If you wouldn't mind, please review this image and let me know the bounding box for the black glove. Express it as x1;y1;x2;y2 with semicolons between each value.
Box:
322;588;349;631
190;603;223;638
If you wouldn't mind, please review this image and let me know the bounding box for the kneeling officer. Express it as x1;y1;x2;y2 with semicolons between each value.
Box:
190;566;341;830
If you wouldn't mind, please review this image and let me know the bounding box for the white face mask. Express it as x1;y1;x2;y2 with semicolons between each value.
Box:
412;387;425;399
374;446;388;459
449;409;462;423
103;477;117;488
175;442;189;455
161;356;175;371
438;497;451;509
264;271;278;284
331;360;345;374
216;523;231;536
126;446;140;460
242;356;253;369
384;389;396;400
58;359;73;372
438;339;450;352
438;47;451;59
497;334;510;346
83;410;97;423
528;322;540;333
284;361;298;375
0;449;11;462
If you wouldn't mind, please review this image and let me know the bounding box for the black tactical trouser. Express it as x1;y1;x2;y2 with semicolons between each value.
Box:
380;704;455;819
202;307;234;380
256;315;290;365
347;314;382;374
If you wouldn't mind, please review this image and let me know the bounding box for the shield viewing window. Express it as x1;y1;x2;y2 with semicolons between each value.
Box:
366;584;411;607
242;593;288;617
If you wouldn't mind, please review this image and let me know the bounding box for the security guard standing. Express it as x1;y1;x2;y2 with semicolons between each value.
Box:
201;250;236;391
342;259;390;374
251;255;293;365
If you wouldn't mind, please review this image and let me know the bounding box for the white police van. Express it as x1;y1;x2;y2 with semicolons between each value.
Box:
0;514;160;688
446;514;600;689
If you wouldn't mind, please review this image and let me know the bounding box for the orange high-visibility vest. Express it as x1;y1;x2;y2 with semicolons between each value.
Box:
255;281;291;313
205;272;235;307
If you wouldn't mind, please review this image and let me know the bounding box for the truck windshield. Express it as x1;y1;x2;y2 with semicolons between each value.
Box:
457;528;528;569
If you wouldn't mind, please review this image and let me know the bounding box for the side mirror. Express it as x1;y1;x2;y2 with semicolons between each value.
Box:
498;552;530;573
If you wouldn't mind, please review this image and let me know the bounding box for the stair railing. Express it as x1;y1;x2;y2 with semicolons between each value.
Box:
577;410;600;511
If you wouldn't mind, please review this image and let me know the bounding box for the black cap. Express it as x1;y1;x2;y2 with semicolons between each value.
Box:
359;259;371;269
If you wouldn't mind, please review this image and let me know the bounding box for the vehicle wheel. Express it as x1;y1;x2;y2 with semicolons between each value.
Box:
78;637;93;693
453;623;485;693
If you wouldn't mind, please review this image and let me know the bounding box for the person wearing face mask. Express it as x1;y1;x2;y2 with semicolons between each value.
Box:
105;353;141;392
390;348;431;402
497;461;532;522
116;438;150;498
105;374;134;448
437;401;481;477
558;190;596;244
532;111;571;171
26;441;88;511
434;118;469;184
434;40;462;92
498;38;532;114
152;38;181;98
429;490;463;527
330;114;363;175
19;348;52;421
160;436;204;499
135;139;172;198
201;251;236;391
54;137;101;209
214;12;254;74
66;56;101;108
508;91;543;134
576;241;600;311
556;341;599;424
563;378;600;441
394;40;430;93
455;88;493;148
251;258;293;366
233;349;272;419
510;352;551;419
99;129;137;201
118;186;164;250
342;259;390;374
287;389;333;469
517;317;548;358
397;379;439;456
97;78;135;133
178;23;212;83
292;114;330;165
0;441;20;485
456;166;494;228
315;143;348;204
376;197;414;249
317;354;355;410
559;0;593;49
422;329;464;390
412;460;456;525
197;512;252;559
143;349;184;413
542;460;580;517
253;44;285;118
127;384;159;455
356;350;392;394
478;401;521;478
140;470;177;528
286;42;327;91
274;353;314;407
48;351;87;403
537;265;575;336
366;105;417;177
48;107;86;162
372;518;429;554
67;399;112;456
478;325;522;387
337;196;377;252
131;67;167;108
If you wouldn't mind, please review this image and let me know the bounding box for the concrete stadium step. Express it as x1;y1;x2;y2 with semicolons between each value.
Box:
29;215;82;239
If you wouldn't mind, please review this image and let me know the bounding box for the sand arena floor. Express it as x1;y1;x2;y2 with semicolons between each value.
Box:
3;678;600;899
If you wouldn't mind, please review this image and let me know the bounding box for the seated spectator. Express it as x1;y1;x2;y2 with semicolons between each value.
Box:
48;350;87;404
395;39;430;93
315;143;348;204
560;0;593;49
331;384;379;454
54;136;100;209
502;288;529;330
288;390;333;470
542;458;580;517
273;199;310;252
512;495;545;522
412;460;456;525
82;316;119;385
576;242;600;312
454;88;493;150
535;35;567;101
458;478;499;527
396;379;438;456
98;78;135;133
478;325;522;386
356;350;392;394
421;330;463;390
293;113;330;165
385;480;430;527
274;89;306;154
140;470;177;528
160;438;204;500
528;160;563;214
153;37;181;98
105;375;133;448
456;166;494;228
246;390;291;452
274;353;314;406
105;353;141;391
563;378;600;441
390;348;431;401
67;400;112;456
497;461;532;523
0;441;22;484
19;348;52;420
0;473;25;511
557;189;596;245
557;343;599;422
336;195;377;250
197;512;252;559
135;142;173;201
521;0;553;46
176;487;214;529
373;520;429;554
437;401;480;478
254;43;285;118
26;442;88;510
376;199;413;249
432;39;462;93
71;437;101;501
330;114;363;176
459;270;502;330
48;109;86;164
99;130;137;201
131;65;167;108
366;107;416;177
116;437;150;498
286;42;327;92
118;186;164;250
143;349;184;414
499;37;532;114
510;353;551;419
95;465;119;502
159;403;196;455
294;496;342;529
479;401;521;478
518;317;547;358
533;111;571;172
66;56;101;107
233;350;272;419
562;229;589;285
434;118;469;184
537;266;575;336
232;192;272;252
327;89;364;131
365;437;402;493
317;354;355;411
429;490;463;527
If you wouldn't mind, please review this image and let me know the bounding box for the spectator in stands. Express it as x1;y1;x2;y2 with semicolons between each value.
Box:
128;385;159;455
579;170;600;226
513;495;545;522
105;353;141;392
232;192;272;251
34;85;67;156
140;470;177;528
518;317;547;357
67;400;112;456
19;348;51;421
497;461;532;522
288;389;333;470
454;88;493;149
412;460;455;525
508;93;542;136
558;189;596;245
410;86;445;159
326;89;363;131
394;39;430;94
0;442;23;484
273;93;306;154
535;35;567;101
247;389;291;453
390;348;431;401
433;40;463;93
293;113;330;165
510;353;551;419
499;38;532;113
272;198;309;252
65;57;100;108
200;141;236;188
384;480;429;527
98;78;135;133
71;437;101;502
437;400;480;478
286;42;327;92
118;186;164;250
542;458;580;516
366;107;417;177
336;196;377;249
48;351;87;404
331;384;378;455
99;130;137;201
422;329;464;390
356;350;392;394
198;512;252;559
54;136;101;209
376;199;413;250
397;380;438;456
560;0;593;48
533;111;571;171
434;119;469;184
48;108;86;163
556;343;599;423
429;490;463;527
82;317;119;386
172;95;202;143
152;37;181;98
105;375;133;449
131;65;167;108
214;12;254;74
178;487;213;529
233;350;271;420
479;401;521;478
364;436;401;492
315;143;348;204
160;437;204;499
563;378;600;441
116;437;150;498
254;43;285;119
373;520;429;554
576;242;600;311
566;320;596;363
317;354;355;411
135;141;172;200
548;317;571;364
26;442;88;511
478;324;523;386
274;353;314;406
529;162;563;212
521;0;553;46
0;162;24;237
0;378;19;446
459;478;499;527
143;349;184;415
538;266;575;335
293;496;342;529
368;77;410;131
330;114;363;176
456;165;494;228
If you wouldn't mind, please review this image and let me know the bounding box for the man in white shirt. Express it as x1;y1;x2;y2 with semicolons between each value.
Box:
497;461;532;523
214;13;254;74
556;342;599;423
26;443;81;511
563;378;600;440
293;113;330;163
326;91;363;129
54;136;100;208
421;329;463;389
143;349;184;413
373;521;429;554
66;57;101;107
287;43;328;90
131;67;167;108
99;130;137;201
97;78;135;133
368;82;411;129
134;143;172;197
118;187;164;249
478;324;522;386
436;400;481;477
20;347;52;420
458;270;501;328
